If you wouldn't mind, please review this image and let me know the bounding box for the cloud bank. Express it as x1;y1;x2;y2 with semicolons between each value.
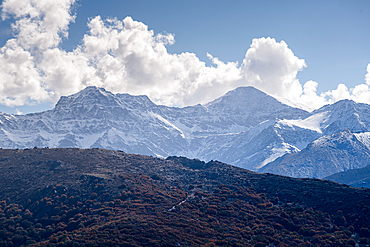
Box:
0;0;369;112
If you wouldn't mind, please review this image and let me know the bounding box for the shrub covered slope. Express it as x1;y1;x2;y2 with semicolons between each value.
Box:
0;148;370;246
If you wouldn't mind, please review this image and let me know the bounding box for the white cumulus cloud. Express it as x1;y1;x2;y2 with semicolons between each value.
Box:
79;16;243;106
0;0;370;112
241;37;306;101
0;39;48;106
366;63;370;85
1;0;76;50
0;0;76;106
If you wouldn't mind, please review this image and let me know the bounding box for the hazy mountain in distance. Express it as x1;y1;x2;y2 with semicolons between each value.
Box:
324;164;370;188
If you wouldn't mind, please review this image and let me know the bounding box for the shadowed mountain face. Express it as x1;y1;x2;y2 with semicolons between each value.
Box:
324;164;370;188
0;148;369;246
1;86;370;178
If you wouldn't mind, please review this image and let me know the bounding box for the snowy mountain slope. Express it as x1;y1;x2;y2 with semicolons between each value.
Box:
354;132;370;149
0;86;310;170
205;87;309;128
314;100;370;134
255;100;370;177
259;129;370;178
280;100;370;136
2;86;370;177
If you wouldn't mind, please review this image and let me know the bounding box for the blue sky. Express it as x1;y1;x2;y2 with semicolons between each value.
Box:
59;0;370;90
0;0;369;114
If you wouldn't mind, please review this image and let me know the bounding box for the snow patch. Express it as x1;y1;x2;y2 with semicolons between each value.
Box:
268;93;309;111
149;112;185;138
257;143;299;169
354;132;370;150
279;111;329;133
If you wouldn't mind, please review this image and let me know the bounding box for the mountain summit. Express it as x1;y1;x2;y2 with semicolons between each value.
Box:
206;86;308;126
53;86;155;120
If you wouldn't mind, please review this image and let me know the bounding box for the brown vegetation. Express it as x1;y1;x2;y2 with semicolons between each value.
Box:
0;148;369;246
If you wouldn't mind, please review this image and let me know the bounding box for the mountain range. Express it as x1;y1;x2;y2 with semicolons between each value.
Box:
1;86;370;179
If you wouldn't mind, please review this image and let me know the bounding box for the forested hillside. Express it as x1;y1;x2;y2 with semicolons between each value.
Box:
0;148;369;246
